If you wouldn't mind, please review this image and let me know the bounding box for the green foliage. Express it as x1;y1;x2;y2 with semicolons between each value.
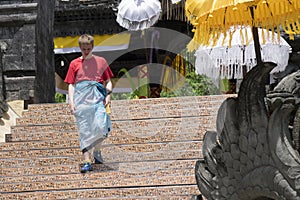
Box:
55;92;66;103
185;71;219;95
118;68;137;92
115;68;149;100
116;68;140;99
113;54;218;100
111;92;134;100
160;71;219;97
112;71;218;100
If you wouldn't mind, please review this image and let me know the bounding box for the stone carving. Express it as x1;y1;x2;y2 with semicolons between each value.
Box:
267;70;300;153
195;62;300;199
0;41;8;53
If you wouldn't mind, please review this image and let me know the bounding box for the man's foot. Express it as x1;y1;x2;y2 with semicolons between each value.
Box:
80;162;93;173
94;150;104;164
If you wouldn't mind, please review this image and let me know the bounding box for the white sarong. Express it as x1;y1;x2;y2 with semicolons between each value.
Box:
74;80;112;151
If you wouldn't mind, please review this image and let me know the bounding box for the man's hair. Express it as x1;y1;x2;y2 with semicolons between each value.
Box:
78;34;94;46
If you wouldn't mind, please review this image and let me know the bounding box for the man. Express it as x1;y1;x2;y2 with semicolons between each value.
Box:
64;34;113;173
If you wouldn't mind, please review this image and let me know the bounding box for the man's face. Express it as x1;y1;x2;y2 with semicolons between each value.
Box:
80;43;93;58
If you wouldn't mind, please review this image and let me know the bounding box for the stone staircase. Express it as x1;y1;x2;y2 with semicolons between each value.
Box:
0;95;232;199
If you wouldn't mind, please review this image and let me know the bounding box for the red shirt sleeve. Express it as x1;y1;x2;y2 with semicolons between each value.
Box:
64;58;80;84
101;59;114;81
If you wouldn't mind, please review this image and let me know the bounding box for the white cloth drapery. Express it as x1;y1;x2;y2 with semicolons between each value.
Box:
195;27;292;84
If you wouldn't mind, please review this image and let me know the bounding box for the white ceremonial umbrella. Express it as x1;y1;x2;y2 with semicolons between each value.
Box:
171;0;182;4
195;26;292;83
116;0;161;31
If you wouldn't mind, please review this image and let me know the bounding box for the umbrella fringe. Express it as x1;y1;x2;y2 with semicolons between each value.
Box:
195;26;292;82
160;0;186;21
116;14;161;31
196;43;291;80
186;0;300;47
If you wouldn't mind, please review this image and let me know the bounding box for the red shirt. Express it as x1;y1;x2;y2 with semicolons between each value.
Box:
64;56;114;84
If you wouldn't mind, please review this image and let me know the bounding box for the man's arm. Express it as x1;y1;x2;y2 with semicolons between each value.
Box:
104;79;112;107
68;84;75;114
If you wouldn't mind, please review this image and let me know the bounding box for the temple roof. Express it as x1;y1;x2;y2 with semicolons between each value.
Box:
54;0;186;37
55;0;120;10
54;9;124;36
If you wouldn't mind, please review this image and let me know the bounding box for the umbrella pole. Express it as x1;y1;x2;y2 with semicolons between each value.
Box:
141;31;149;63
250;7;263;65
252;26;263;65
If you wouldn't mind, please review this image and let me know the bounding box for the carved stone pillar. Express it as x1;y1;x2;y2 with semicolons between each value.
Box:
34;0;55;103
0;42;8;118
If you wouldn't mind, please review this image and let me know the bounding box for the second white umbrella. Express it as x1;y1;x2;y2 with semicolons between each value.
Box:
116;0;161;31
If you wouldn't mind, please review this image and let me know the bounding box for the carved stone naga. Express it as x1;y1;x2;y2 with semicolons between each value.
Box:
196;62;300;199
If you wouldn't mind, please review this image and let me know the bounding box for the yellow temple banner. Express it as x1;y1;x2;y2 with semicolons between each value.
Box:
54;33;131;54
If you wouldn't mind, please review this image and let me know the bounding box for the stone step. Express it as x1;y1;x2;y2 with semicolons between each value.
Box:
0;151;201;176
0;96;231;199
1;140;201;159
0;138;201;152
9;116;214;142
10;123;77;135
1;158;196;178
0;155;80;169
22;95;230;120
1;161;197;193
0;139;79;151
21;104;220;121
0;145;202;168
0;141;202;168
1;185;200;200
1;154;200;178
17;106;219;126
2;175;197;194
16;115;75;126
11;116;217;137
8;123;211;142
1;163;79;177
15;112;217;127
1;159;195;180
0;147;81;159
7;130;77;142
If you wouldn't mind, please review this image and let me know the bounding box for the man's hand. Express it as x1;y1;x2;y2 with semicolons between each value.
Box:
104;94;111;107
69;103;75;114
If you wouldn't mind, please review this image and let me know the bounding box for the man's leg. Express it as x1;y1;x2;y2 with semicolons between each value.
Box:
80;148;93;173
94;141;104;164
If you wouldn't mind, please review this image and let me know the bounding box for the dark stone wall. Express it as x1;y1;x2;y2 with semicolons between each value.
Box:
34;0;55;103
0;0;55;114
54;6;124;37
0;2;38;111
3;24;36;101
